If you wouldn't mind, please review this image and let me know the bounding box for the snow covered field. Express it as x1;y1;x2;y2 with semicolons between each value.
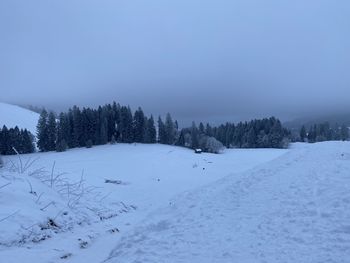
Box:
1;141;350;263
0;143;286;262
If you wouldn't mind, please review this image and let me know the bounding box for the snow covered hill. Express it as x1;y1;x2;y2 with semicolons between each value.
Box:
0;102;39;135
105;142;350;263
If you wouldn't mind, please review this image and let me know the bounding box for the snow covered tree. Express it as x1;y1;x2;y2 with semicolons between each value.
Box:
205;136;224;153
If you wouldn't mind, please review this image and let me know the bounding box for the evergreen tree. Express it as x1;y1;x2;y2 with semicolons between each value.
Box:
56;139;68;152
205;123;213;137
300;125;306;142
37;109;49;152
245;127;256;148
158;116;167;144
340;124;349;141
191;122;199;149
0;126;9;155
133;107;146;143
21;129;34;153
110;135;116;144
119;106;133;143
0;126;34;155
99;117;108;145
165;113;175;145
67;109;75;148
47;111;57;151
199;122;205;134
57;112;71;149
72;106;84;147
145;115;156;143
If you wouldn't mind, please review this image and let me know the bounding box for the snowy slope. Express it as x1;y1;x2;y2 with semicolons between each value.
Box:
0;144;287;263
0;102;39;135
105;142;350;263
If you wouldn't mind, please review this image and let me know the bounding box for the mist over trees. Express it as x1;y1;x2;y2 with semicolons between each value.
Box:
177;117;290;151
297;122;349;143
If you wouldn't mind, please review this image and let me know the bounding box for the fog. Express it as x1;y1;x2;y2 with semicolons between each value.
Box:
1;0;349;125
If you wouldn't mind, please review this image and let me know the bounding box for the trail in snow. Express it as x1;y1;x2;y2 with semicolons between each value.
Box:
105;142;350;263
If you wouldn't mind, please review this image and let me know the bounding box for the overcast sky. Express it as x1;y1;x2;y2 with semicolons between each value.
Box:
1;0;349;125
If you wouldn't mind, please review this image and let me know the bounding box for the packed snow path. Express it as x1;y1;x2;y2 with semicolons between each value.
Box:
106;142;350;263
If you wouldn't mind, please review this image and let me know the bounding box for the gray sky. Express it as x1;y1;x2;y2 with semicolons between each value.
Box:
1;0;349;125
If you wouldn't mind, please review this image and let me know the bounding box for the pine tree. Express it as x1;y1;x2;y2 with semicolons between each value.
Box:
205;123;213;137
47;111;57;151
199;122;205;134
111;135;116;144
133;107;146;143
57;112;71;150
56;139;68;152
37;109;49;152
119;106;133;143
67;109;75;148
158;116;167;144
72;106;83;147
300;125;306;142
144;116;156;143
246;127;256;148
191;122;199;149
0;126;9;155
165;113;175;145
22;129;34;153
100;117;108;145
340;124;349;141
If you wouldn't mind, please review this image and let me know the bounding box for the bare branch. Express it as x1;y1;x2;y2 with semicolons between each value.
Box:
0;182;11;190
0;210;20;223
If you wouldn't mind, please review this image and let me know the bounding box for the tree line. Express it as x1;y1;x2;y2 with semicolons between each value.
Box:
0;126;35;155
298;122;349;143
37;103;158;152
1;102;291;155
176;117;290;150
36;102;290;153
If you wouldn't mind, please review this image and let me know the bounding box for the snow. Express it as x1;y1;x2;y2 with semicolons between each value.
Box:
0;143;286;262
106;142;350;263
0;102;39;135
1;142;350;262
